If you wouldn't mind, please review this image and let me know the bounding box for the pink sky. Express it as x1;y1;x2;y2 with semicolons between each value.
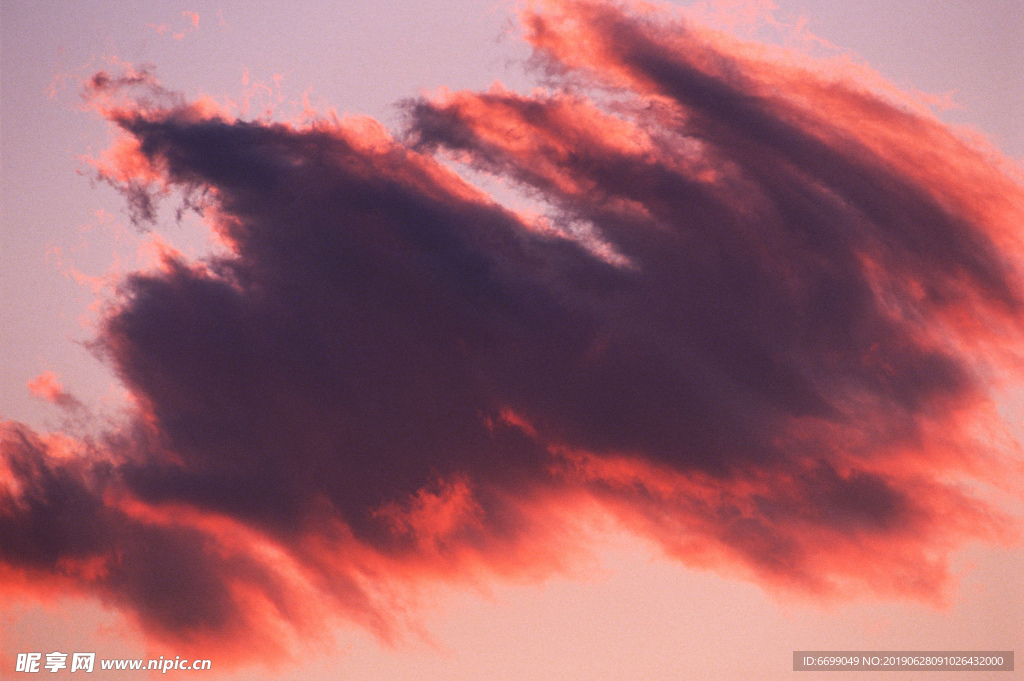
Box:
1;1;1022;679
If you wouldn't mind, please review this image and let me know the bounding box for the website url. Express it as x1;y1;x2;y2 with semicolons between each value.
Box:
16;652;211;673
101;657;211;672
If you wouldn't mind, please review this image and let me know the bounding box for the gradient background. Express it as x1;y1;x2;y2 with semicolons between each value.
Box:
2;0;1022;679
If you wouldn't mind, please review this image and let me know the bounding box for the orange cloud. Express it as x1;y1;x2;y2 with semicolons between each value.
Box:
26;373;83;412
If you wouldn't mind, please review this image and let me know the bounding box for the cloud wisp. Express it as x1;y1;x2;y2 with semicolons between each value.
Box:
3;0;1024;662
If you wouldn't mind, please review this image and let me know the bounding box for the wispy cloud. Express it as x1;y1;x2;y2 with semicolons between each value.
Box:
3;0;1023;664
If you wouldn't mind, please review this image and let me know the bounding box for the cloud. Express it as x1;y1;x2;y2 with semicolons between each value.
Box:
27;373;84;413
3;0;1024;663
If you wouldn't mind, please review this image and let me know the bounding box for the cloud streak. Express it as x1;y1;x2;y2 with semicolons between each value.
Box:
3;0;1023;662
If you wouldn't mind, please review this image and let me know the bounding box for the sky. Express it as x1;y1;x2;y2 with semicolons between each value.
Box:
1;1;1023;680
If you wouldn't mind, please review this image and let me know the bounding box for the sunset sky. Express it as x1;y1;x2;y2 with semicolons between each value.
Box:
2;1;1023;679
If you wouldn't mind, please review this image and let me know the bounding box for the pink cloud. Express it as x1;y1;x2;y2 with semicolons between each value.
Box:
26;373;83;412
3;0;1023;667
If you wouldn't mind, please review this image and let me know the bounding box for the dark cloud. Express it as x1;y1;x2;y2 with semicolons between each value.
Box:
0;424;283;655
3;0;1023;661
